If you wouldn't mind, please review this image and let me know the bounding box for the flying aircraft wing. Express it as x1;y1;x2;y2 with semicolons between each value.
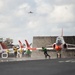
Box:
28;11;33;13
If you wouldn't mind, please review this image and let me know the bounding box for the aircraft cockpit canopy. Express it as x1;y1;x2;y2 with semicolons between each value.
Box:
56;37;63;45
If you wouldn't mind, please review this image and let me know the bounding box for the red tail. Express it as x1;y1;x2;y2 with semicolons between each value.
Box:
0;42;8;49
25;40;30;48
18;40;24;48
25;40;36;50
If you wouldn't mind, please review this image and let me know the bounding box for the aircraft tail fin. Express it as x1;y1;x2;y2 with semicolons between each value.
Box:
61;28;63;37
25;40;30;48
0;44;3;50
25;40;36;50
0;42;7;49
0;42;7;52
18;40;24;48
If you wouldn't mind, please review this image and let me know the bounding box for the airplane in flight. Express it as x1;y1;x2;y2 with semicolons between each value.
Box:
28;11;33;14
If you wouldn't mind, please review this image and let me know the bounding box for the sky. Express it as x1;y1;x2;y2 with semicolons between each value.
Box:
0;0;75;44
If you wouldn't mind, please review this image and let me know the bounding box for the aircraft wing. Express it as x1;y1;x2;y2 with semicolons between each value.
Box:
36;47;53;51
67;43;75;46
36;48;42;50
46;45;53;47
46;48;53;50
67;47;75;50
66;43;75;50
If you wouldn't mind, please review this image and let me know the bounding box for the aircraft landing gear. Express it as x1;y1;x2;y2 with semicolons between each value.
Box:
57;53;61;58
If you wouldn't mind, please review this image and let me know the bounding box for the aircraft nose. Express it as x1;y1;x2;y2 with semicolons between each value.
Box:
55;45;62;50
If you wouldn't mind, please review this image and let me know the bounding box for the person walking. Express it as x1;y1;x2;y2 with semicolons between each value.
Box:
42;47;50;59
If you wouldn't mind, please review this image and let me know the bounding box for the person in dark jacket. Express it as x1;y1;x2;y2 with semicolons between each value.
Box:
42;47;50;59
13;46;18;57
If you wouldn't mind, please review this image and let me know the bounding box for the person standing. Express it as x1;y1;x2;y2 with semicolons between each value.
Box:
13;46;18;58
42;47;50;59
19;48;23;58
6;49;9;57
26;49;32;57
57;52;61;58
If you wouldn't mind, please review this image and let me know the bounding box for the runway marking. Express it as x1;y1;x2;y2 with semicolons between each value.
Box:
59;61;64;63
59;59;75;63
0;58;30;63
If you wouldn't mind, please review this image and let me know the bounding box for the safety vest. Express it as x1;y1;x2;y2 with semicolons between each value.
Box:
14;48;17;52
6;49;9;53
20;49;23;54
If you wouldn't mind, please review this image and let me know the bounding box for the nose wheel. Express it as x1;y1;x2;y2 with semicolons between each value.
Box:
57;53;61;58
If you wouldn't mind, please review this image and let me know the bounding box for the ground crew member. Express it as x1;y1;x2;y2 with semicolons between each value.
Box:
42;47;50;59
26;49;31;57
6;49;9;57
13;46;18;57
19;48;23;58
57;52;61;58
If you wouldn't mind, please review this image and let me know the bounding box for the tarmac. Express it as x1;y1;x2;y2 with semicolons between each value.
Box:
0;57;75;75
0;56;52;63
0;51;75;75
